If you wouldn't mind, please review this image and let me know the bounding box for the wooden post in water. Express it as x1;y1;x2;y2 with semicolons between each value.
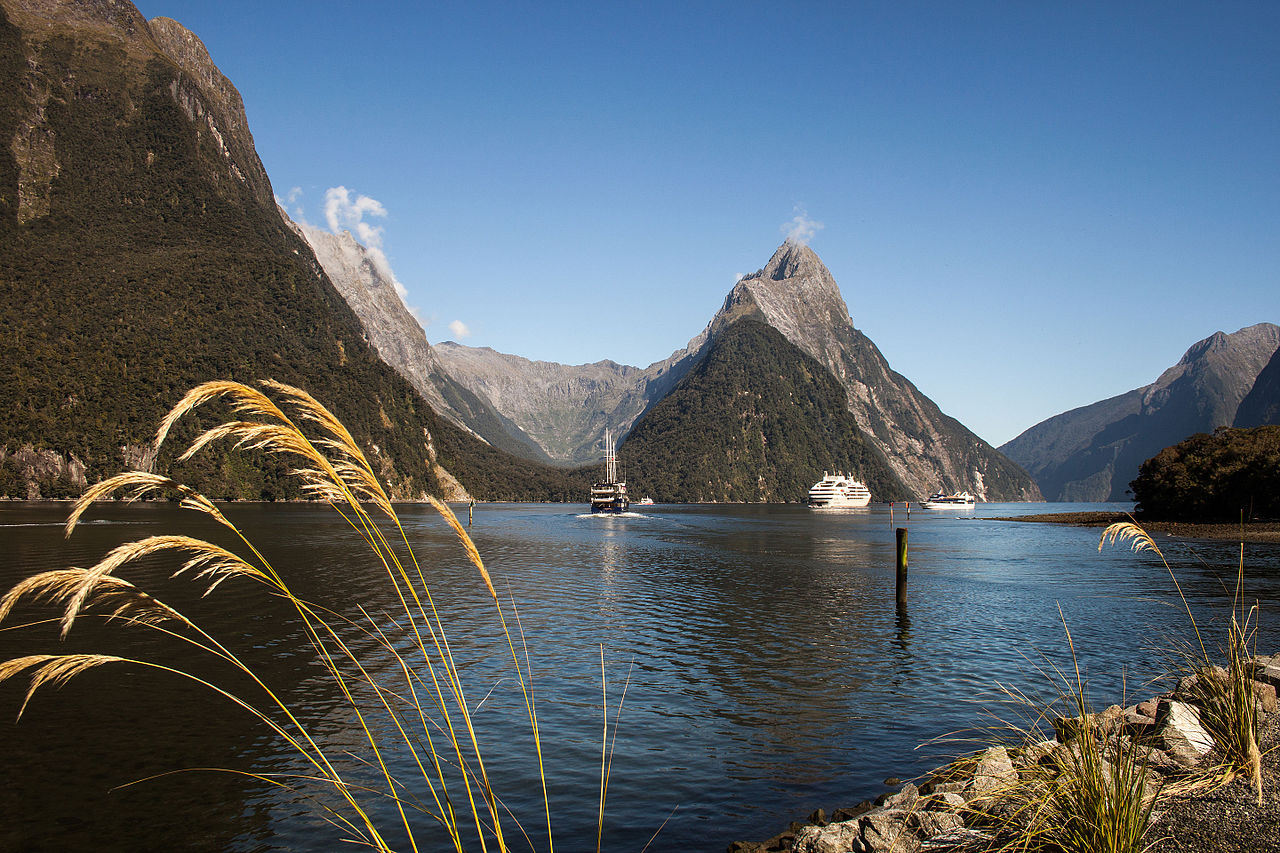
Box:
895;527;908;605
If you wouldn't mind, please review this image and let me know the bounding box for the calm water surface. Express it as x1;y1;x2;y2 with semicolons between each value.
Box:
2;500;1278;852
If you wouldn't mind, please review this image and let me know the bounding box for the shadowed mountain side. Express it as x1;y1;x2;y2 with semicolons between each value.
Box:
1002;323;1280;501
0;0;589;502
620;318;910;503
1235;346;1280;427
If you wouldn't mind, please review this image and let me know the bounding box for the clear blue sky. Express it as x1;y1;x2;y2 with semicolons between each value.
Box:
133;1;1279;447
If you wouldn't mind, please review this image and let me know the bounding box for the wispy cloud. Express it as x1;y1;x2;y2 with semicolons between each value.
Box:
321;186;408;297
449;320;471;340
781;207;824;246
287;186;425;325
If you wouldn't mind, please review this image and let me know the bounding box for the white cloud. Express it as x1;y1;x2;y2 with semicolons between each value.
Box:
449;320;471;340
312;186;408;300
781;207;824;246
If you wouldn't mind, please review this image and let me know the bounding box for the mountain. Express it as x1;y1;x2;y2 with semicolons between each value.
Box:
0;0;583;502
621;318;909;502
433;341;702;466
707;242;1040;500
1234;346;1280;427
289;221;555;464
1001;323;1280;501
439;241;1041;501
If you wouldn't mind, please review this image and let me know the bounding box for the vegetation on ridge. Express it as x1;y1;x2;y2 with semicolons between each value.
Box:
0;11;591;502
1130;425;1280;522
620;318;910;503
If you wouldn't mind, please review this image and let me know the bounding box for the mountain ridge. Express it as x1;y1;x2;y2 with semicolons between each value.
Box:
1001;322;1280;501
436;240;1042;501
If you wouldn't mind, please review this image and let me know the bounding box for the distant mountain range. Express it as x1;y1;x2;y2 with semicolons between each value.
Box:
4;0;1271;506
1000;323;1280;501
431;242;1042;501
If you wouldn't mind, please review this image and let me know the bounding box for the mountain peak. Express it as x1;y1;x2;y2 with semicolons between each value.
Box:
758;240;826;282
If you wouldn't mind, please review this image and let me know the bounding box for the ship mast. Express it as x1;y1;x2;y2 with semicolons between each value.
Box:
604;429;617;484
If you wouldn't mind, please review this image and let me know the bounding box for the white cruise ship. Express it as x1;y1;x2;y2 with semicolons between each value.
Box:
920;490;976;508
806;471;871;509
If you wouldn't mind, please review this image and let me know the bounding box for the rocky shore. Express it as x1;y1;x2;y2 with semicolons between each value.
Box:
729;656;1280;853
998;511;1280;544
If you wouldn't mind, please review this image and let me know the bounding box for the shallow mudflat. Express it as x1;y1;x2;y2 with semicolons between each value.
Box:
997;511;1280;544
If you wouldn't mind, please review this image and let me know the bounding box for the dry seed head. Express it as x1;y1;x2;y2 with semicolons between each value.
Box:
156;381;293;453
0;654;125;719
428;495;495;600
65;472;233;537
62;535;259;637
1098;522;1164;560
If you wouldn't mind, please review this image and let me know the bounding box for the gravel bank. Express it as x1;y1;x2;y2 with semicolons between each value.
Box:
995;512;1280;544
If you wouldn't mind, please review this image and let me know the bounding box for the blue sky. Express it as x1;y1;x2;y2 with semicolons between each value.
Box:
133;1;1279;447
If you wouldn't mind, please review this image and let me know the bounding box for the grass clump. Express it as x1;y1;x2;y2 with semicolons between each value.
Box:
966;619;1160;853
1101;521;1264;804
0;380;610;852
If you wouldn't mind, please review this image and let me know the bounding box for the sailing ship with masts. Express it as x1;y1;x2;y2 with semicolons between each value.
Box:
589;429;630;514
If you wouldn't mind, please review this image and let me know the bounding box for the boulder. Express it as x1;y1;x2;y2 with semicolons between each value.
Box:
859;810;922;853
1053;704;1123;742
966;746;1017;807
792;818;861;853
1249;654;1280;690
1156;699;1215;767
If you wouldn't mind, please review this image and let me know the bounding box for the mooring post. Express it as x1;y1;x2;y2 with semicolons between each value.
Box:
895;526;908;605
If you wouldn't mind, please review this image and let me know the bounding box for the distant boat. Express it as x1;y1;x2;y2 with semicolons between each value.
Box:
807;471;871;509
635;497;655;506
590;430;630;514
920;491;976;509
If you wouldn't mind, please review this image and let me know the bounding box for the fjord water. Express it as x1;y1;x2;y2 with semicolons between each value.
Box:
2;501;1278;852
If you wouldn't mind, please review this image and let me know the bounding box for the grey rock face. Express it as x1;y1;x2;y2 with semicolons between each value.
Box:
287;219;550;464
433;341;704;466
711;242;1040;500
1002;323;1280;501
437;241;1041;499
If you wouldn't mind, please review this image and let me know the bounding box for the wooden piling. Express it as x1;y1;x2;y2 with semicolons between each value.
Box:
895;526;908;604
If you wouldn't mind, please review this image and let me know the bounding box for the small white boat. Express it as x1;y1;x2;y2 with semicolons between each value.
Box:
920;491;976;509
635;497;655;506
807;471;871;509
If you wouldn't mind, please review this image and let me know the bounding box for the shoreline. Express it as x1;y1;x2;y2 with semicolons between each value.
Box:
994;511;1280;544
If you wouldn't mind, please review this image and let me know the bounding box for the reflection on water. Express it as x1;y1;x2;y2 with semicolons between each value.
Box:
1;500;1277;851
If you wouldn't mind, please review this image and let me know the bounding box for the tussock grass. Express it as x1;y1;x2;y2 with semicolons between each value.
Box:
0;380;614;852
964;615;1160;853
1101;521;1264;804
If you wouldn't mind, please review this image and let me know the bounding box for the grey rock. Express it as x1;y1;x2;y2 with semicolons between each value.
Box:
966;745;1017;806
1157;699;1215;767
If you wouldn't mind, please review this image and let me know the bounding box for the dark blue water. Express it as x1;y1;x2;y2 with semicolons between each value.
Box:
1;501;1277;852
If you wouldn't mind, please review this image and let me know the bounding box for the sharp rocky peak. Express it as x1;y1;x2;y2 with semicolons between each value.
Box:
753;239;828;283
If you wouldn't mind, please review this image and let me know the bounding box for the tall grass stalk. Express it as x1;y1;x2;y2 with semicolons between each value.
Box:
972;612;1159;853
1100;521;1263;805
0;380;595;851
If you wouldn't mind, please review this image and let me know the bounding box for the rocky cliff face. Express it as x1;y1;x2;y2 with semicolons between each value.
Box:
286;219;551;464
437;241;1040;500
705;242;1040;500
4;1;272;222
1234;344;1280;428
1002;323;1280;501
434;332;707;466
